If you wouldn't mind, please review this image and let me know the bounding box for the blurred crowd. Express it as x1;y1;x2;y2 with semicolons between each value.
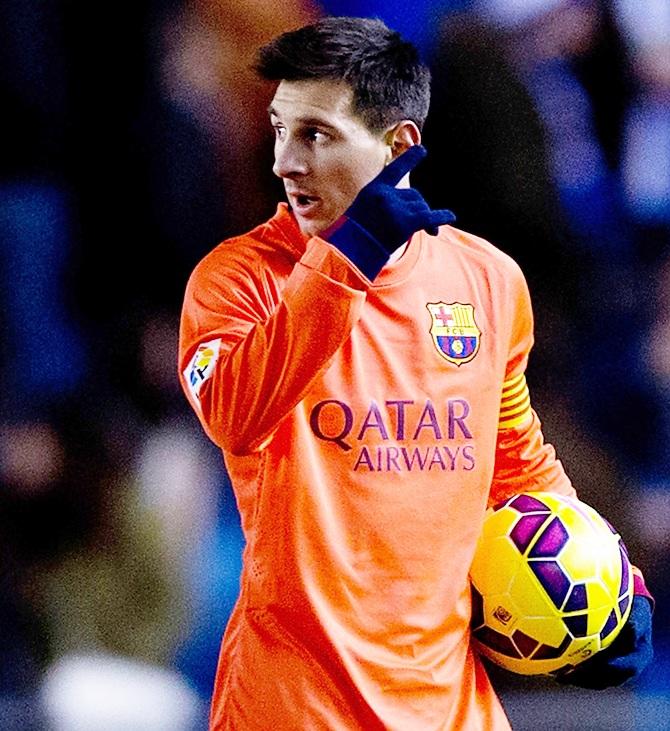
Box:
0;1;668;729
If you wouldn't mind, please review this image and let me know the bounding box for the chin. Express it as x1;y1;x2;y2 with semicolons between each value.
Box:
298;217;331;239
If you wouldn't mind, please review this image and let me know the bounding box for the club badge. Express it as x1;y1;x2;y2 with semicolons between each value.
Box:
426;302;481;366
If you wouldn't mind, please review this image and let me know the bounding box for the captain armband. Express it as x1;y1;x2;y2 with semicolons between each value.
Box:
498;373;532;430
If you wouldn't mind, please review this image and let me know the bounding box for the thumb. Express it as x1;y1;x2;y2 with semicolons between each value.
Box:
424;208;457;235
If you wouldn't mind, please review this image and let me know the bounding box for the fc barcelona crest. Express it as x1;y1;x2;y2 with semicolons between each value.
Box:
426;302;481;366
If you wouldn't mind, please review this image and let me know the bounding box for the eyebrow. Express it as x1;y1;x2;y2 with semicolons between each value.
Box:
267;105;338;132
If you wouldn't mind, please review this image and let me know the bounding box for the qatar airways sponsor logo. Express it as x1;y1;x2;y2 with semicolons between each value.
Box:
309;398;476;472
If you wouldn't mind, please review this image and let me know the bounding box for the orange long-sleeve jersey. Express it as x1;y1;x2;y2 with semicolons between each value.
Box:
178;203;575;730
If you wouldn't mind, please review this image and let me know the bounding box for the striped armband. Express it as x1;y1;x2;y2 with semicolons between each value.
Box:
498;373;532;430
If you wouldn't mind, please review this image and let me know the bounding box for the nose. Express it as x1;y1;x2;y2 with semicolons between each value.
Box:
272;137;309;179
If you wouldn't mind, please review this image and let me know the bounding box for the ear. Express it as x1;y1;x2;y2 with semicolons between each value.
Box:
384;121;422;160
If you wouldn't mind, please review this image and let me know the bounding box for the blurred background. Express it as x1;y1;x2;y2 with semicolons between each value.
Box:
0;0;668;728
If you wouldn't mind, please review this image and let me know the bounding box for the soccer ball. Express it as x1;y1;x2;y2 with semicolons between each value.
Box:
469;492;633;676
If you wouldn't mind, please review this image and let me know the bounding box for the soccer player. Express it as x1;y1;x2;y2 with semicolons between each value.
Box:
178;16;653;730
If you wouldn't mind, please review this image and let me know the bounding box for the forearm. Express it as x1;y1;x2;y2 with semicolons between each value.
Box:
180;239;368;454
490;408;575;505
201;271;364;454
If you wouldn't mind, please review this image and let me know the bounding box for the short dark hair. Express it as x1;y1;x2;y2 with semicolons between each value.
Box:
255;16;431;133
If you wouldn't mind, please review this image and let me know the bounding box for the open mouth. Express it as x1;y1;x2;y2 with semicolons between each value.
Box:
291;193;321;215
296;193;318;205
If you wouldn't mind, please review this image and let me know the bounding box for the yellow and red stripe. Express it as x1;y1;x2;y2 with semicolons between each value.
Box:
498;373;531;430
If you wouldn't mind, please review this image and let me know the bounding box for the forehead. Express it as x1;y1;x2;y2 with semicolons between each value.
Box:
269;79;360;126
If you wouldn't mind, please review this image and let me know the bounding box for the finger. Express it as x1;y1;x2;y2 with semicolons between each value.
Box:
425;209;457;229
420;209;456;236
375;144;427;186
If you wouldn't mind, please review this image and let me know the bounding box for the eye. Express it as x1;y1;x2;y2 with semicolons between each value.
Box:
272;124;286;140
304;127;328;143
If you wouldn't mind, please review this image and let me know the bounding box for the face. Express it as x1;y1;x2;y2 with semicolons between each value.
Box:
269;79;390;237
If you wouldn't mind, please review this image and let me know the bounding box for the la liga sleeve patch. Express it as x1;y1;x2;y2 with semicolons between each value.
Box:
183;338;222;408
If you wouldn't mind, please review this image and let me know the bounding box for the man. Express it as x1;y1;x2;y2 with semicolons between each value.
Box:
179;16;653;730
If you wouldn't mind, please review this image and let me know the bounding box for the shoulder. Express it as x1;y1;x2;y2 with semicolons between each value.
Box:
424;225;533;328
186;214;297;296
437;225;526;281
191;221;274;277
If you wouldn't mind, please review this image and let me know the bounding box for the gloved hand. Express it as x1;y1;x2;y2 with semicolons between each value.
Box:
322;144;455;280
555;593;653;690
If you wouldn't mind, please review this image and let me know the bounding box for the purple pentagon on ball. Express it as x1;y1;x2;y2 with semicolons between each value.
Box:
513;630;540;658
532;633;572;660
508;494;552;513
619;595;630;618
510;514;550;553
528;517;569;558
563;613;589;638
471;586;484;628
618;545;630;597
600;609;618;640
564;583;588;612
474;626;522;658
530;560;571;608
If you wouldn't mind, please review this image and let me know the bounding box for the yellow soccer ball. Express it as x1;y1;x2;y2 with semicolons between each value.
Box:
469;492;633;675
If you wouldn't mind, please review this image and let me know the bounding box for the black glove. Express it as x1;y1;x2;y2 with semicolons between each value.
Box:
555;594;653;690
322;144;455;280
